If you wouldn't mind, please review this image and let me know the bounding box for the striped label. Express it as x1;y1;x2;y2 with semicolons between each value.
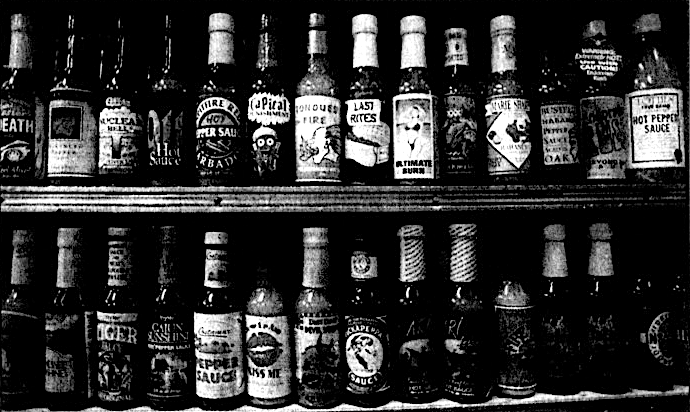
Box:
449;224;478;282
399;226;426;282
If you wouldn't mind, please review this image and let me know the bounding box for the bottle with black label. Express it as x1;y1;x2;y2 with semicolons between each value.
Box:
97;228;142;409
1;230;43;410
345;232;391;407
247;14;292;184
1;14;44;184
393;16;439;183
624;13;686;183
146;227;193;410
393;225;440;403
443;224;492;403
194;232;246;410
343;14;391;185
441;28;479;182
537;224;580;394
45;228;87;410
196;14;249;186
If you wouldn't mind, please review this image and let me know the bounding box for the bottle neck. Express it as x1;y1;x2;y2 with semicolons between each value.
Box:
162;28;174;75
445;36;468;67
401;32;427;69
542;240;568;278
308;29;328;56
352;32;378;68
449;236;477;282
491;27;517;73
303;243;329;288
588;240;614;277
10;241;35;286
107;240;134;287
208;30;235;65
399;236;426;282
8;27;32;69
351;249;378;280
257;31;278;69
158;242;179;286
204;246;230;288
56;246;81;289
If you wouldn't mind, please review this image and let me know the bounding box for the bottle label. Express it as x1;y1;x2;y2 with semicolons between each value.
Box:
540;103;579;166
148;105;185;169
203;249;229;288
586;312;622;364
399;235;426;283
345;316;389;394
248;92;291;126
195;97;243;173
46;312;83;394
443;95;478;174
245;315;291;399
247;92;290;179
194;312;245;399
1;310;41;397
397;316;437;395
580;96;627;179
107;241;133;287
485;97;532;175
97;312;139;403
295;96;341;181
490;27;516;73
85;310;97;399
642;311;674;367
345;99;390;167
1;95;37;179
295;313;340;406
445;35;469;67
626;88;685;169
540;310;578;379
48;94;98;177
575;45;622;83
351;251;378;280
495;305;536;391
99;97;144;174
444;315;485;397
147;314;193;400
393;93;439;179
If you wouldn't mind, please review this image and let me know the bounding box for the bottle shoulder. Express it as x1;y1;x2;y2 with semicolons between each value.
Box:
486;70;527;98
627;42;682;91
100;287;139;311
197;287;243;314
198;65;240;97
296;70;339;98
397;67;432;94
250;67;288;95
1;69;36;94
247;285;285;316
295;287;336;314
349;66;385;99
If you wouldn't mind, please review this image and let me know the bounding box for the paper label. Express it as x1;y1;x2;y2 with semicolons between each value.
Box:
97;312;139;403
203;249;229;288
245;315;291;399
248;93;290;178
540;310;578;379
445;34;469;67
85;310;97;399
45;313;83;393
495;305;536;391
1;95;37;178
444;315;485;397
295;96;341;181
107;241;133;287
295;313;340;406
99;97;144;173
345;316;389;394
580;96;627;178
397;315;437;395
485;97;532;174
248;92;291;126
540;103;579;166
196;96;243;173
393;93;439;179
643;311;674;367
351;251;378;280
1;310;41;397
148;105;185;169
443;95;478;174
491;27;516;73
575;45;622;83
345;99;390;167
147;314;193;401
48;94;98;177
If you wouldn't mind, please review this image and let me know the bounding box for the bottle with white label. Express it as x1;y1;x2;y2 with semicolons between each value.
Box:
295;228;342;408
194;232;246;410
624;13;685;183
97;227;142;409
248;14;292;184
47;14;100;184
343;14;391;185
295;14;342;183
246;262;293;407
196;14;249;186
575;20;627;179
393;16;439;183
485;15;533;181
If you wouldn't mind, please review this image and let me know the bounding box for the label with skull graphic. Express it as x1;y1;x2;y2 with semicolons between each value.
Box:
294;96;341;182
485;97;532;175
247;92;291;179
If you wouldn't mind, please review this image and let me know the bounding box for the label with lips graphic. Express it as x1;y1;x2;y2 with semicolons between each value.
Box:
245;315;291;399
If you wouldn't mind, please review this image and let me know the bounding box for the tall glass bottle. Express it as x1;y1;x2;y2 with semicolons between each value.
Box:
194;232;246;410
147;15;191;186
196;14;248;186
345;232;391;407
393;16;439;182
343;14;391;185
392;225;440;403
47;14;99;184
575;20;627;179
97;227;142;409
485;15;533;181
624;13;685;182
45;228;88;410
1;229;42;410
247;14;292;184
441;28;479;181
295;14;342;183
146;227;193;410
1;14;44;184
670;270;689;386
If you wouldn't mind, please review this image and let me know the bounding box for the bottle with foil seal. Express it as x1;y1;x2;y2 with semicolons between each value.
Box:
294;228;342;408
485;15;533;181
624;13;685;182
392;225;440;403
343;14;391;185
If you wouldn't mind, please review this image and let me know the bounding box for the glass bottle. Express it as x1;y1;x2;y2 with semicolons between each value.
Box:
147;15;191;186
97;227;142;409
295;14;342;183
194;232;246;410
247;14;292;184
537;224;580;394
45;228;88;410
47;14;99;184
344;232;391;407
1;14;44;184
343;14;391;185
294;228;342;408
670;270;689;386
1;229;43;410
624;13;686;182
441;28;479;182
196;14;248;186
575;20;627;179
393;16;439;182
146;227;193;410
485;15;533;181
392;225;440;403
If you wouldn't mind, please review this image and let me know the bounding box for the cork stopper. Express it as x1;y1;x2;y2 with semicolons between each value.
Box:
589;223;613;241
583;20;607;39
309;13;326;29
448;224;478;283
634;13;661;34
209;13;234;33
490;15;516;34
398;225;426;282
11;229;36;285
303;228;329;288
108;227;132;238
544;224;566;241
543;225;568;278
352;14;377;35
205;231;229;245
400;16;426;35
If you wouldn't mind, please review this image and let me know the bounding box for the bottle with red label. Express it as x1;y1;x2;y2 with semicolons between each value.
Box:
295;14;342;183
624;13;686;183
485;15;534;181
343;14;391;185
194;232;246;410
196;14;249;186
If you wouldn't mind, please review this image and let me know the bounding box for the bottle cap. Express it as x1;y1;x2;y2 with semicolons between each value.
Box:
448;224;478;282
159;226;179;243
398;225;426;282
448;223;477;238
12;229;35;248
352;14;377;35
589;223;612;240
400;16;426;35
10;14;31;32
634;13;661;34
303;227;329;246
544;224;566;241
108;227;132;238
397;224;425;238
57;228;85;248
309;13;326;29
209;13;234;33
490;15;516;34
583;20;606;38
205;232;229;245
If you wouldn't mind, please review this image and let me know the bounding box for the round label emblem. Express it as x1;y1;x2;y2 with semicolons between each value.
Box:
646;311;674;367
346;332;384;378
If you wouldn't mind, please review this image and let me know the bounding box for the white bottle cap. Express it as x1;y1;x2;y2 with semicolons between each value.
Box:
589;223;612;240
303;227;329;246
352;14;377;35
583;20;606;39
209;13;234;33
57;228;85;248
400;15;426;35
543;224;566;241
10;14;31;32
490;15;516;34
634;13;661;34
205;232;229;245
